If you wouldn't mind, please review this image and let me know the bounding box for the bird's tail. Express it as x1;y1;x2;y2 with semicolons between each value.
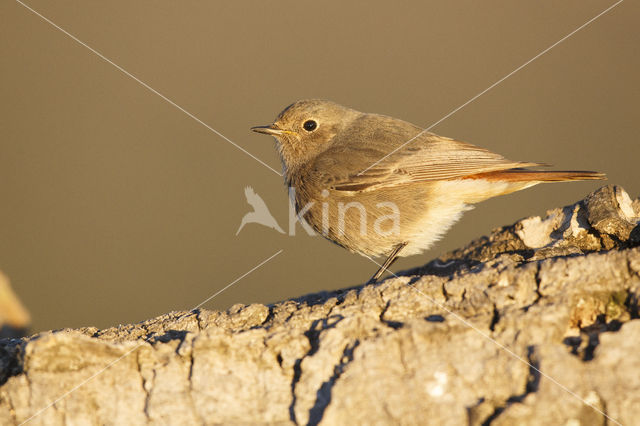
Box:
467;169;606;183
456;168;606;204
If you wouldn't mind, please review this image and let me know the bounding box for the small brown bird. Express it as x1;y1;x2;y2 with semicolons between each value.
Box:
252;100;605;283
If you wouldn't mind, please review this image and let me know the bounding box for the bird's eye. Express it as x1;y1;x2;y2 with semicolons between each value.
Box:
303;120;317;132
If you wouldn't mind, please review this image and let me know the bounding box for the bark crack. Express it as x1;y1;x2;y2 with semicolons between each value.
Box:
479;345;541;425
136;351;152;422
523;263;543;312
307;340;360;426
288;316;343;425
379;300;403;330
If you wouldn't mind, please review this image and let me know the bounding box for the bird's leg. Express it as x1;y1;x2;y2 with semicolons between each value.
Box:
367;242;408;284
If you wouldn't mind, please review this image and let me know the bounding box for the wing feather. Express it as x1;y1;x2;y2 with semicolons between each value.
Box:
312;114;540;192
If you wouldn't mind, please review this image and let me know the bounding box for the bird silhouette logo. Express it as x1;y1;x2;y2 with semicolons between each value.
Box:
236;186;285;235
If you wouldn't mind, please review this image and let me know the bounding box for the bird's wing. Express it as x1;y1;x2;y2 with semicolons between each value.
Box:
245;186;256;199
245;186;269;211
313;116;540;192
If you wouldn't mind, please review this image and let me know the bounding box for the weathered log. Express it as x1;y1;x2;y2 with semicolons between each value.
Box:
1;185;639;425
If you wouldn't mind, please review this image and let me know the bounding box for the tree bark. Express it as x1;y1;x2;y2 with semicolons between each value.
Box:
1;185;639;425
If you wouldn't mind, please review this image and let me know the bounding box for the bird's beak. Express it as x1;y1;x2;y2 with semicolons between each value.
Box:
251;124;295;136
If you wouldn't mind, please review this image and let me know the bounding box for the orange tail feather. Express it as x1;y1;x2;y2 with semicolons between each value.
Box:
466;169;606;183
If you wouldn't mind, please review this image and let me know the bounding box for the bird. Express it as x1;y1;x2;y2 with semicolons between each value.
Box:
236;186;285;235
251;100;605;283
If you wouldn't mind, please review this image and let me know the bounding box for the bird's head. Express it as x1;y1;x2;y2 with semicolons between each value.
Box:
251;99;361;173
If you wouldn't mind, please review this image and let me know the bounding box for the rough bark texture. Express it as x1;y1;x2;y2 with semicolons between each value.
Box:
1;185;639;425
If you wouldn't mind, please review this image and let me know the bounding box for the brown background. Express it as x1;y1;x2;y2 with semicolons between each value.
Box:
1;1;638;332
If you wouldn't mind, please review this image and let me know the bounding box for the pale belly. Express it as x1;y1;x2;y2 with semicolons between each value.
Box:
293;178;536;258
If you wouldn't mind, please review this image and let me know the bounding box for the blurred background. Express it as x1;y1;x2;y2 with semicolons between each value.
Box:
0;1;638;332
